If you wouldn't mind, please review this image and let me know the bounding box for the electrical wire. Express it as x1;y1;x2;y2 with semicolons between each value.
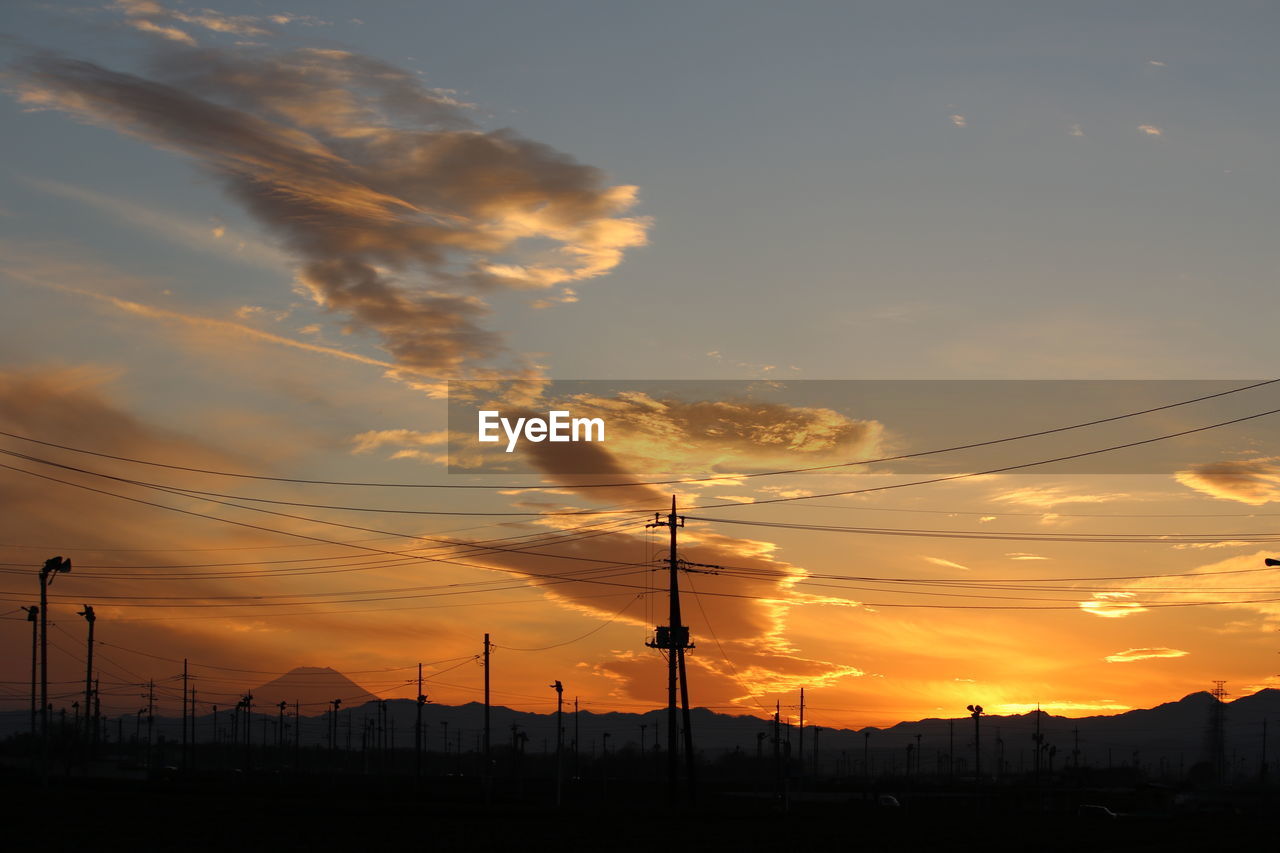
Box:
496;594;644;651
1;377;1273;488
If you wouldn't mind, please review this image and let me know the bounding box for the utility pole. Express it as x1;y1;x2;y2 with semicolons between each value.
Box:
146;680;156;768
798;687;805;787
553;680;564;807
574;696;580;777
416;662;425;779
1262;719;1269;782
21;606;37;741
863;730;871;791
646;495;695;805
949;718;955;778
1032;703;1043;786
181;657;188;764
189;685;196;768
330;698;341;753
243;691;253;770
773;701;783;804
814;726;822;779
77;605;95;749
483;634;491;762
38;556;71;782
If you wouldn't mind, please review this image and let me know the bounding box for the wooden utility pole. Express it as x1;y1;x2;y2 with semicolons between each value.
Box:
553;680;564;806
146;680;156;768
78;605;95;748
416;662;425;779
814;726;822;779
798;688;805;785
483;634;491;760
181;657;188;763
949;718;955;777
22;606;37;740
646;495;695;804
38;556;71;781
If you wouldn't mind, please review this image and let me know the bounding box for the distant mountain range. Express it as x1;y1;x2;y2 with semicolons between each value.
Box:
4;665;1276;774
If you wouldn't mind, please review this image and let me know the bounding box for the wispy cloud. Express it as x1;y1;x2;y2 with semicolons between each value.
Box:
1175;457;1280;505
114;0;284;45
993;485;1130;509
1079;592;1148;619
950;114;967;128
923;556;970;571
1105;647;1188;663
2;253;418;377
1139;124;1164;136
23;176;289;271
350;428;449;463
1084;551;1280;623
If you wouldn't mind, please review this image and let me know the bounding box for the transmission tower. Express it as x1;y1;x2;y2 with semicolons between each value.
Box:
1209;680;1228;783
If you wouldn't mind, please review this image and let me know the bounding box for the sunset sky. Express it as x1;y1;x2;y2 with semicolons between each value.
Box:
3;1;1280;730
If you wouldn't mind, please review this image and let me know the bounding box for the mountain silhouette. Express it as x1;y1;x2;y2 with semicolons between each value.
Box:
4;667;1276;775
242;666;379;711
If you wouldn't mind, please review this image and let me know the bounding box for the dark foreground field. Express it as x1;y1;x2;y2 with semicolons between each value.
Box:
4;772;1275;853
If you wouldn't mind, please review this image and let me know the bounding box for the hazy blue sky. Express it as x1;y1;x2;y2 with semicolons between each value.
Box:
7;1;1280;386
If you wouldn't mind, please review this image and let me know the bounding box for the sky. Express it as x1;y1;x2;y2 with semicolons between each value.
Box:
3;0;1280;730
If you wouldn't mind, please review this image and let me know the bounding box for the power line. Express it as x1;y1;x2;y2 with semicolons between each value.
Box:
786;502;1280;519
684;573;771;715
496;594;644;651
1;377;1273;488
0;461;656;574
0;517;641;579
684;515;1280;544
683;405;1280;510
0;565;651;609
0;447;649;517
92;589;653;623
